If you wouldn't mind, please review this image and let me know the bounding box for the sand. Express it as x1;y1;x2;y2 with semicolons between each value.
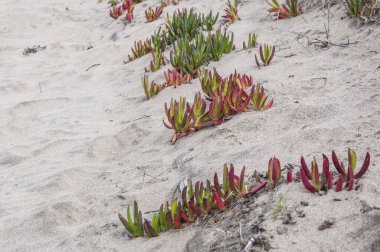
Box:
0;0;379;251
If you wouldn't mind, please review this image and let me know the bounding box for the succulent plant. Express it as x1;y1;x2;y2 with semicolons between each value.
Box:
109;6;122;19
188;92;207;122
160;0;179;7
145;48;168;72
300;156;332;193
208;28;235;61
332;149;371;180
164;68;192;87
118;201;144;238
224;86;250;115
170;34;210;76
249;84;273;111
199;68;225;99
201;11;219;31
145;6;163;22
223;0;240;24
255;44;275;68
208;91;227;125
127;38;152;62
151;28;167;51
267;0;302;20
142;75;165;100
163;97;192;143
122;0;133;12
287;169;293;183
107;0;119;7
199;68;253;100
165;8;202;45
345;0;366;17
268;156;281;188
226;70;254;92
122;0;134;22
243;33;258;49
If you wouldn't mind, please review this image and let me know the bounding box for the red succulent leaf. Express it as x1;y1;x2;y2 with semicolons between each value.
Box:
332;150;347;178
300;156;312;179
336;174;344;192
214;191;226;211
173;214;182;229
354;152;370;179
287;169;293;183
300;168;316;193
188;200;204;216
250;181;267;194
180;210;190;223
228;165;238;194
264;99;273;110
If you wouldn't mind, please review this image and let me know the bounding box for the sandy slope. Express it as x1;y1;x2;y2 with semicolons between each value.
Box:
0;0;379;251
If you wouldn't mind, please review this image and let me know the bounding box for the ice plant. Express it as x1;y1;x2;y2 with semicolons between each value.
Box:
123;0;134;22
141;75;165;100
268;156;281;188
224;86;250;115
255;44;275;68
208;29;235;61
201;11;219;31
109;6;122;19
208;91;226;125
163;97;192;143
300;155;334;193
267;0;302;20
332;149;371;180
151;28;167;51
118;201;144;238
223;0;240;24
243;33;258;49
122;0;133;13
188;92;207;123
345;0;366;17
287;169;293;183
145;49;168;72
164;68;192;87
165;8;202;45
145;6;163;22
199;68;225;100
126;39;152;62
249;84;273;111
170;34;209;76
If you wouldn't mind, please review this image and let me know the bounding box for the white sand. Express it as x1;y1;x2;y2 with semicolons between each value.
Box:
0;0;379;251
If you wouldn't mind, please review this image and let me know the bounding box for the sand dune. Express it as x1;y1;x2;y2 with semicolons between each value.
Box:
0;0;379;251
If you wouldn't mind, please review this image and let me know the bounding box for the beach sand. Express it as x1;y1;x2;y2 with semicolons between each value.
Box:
0;0;379;251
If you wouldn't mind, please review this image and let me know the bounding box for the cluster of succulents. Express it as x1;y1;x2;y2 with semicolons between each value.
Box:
160;0;180;8
125;38;152;63
144;49;168;72
223;0;240;24
296;149;371;193
170;28;235;76
119;162;269;238
243;33;258;49
163;69;273;143
255;44;276;68
165;8;219;45
164;68;192;87
344;0;380;18
141;75;165;100
267;0;302;20
119;149;372;238
145;6;163;23
109;0;135;22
